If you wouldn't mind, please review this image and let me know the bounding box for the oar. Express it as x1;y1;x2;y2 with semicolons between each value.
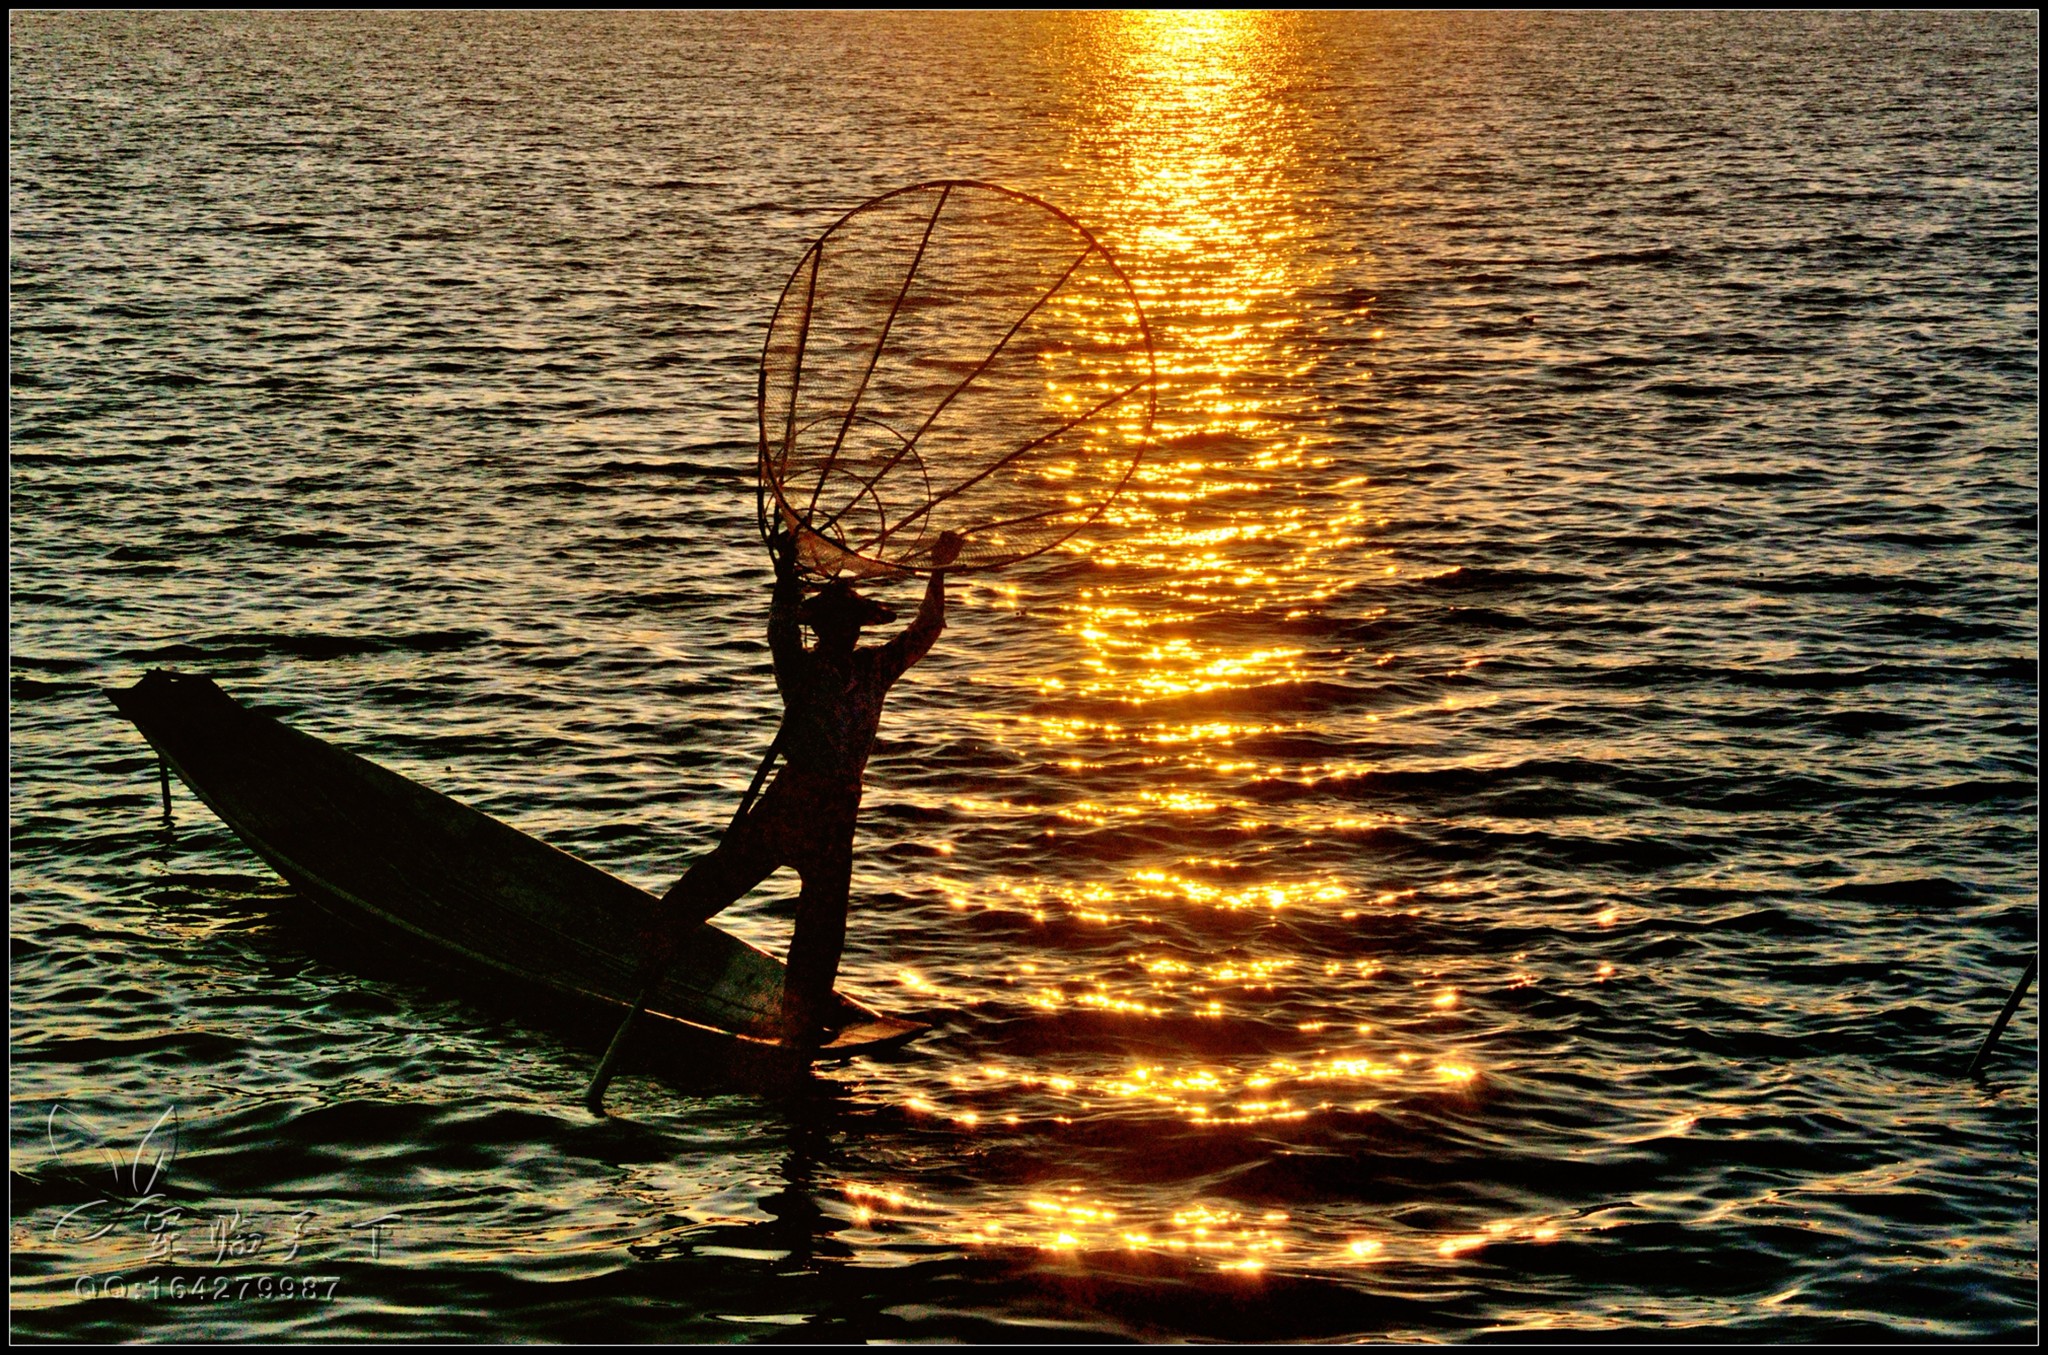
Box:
1965;953;2036;1079
584;735;783;1115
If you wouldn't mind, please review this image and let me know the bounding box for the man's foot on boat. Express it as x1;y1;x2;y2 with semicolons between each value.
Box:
778;1001;840;1052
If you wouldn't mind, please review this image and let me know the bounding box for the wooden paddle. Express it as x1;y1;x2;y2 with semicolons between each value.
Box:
584;735;782;1114
1965;953;2036;1078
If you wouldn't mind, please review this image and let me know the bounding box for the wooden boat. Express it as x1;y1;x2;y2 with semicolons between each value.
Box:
107;669;926;1078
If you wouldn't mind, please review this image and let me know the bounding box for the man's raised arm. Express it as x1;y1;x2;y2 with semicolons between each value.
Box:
877;531;962;683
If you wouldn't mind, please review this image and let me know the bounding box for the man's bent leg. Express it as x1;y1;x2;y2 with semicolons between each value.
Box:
780;851;852;1045
646;820;782;962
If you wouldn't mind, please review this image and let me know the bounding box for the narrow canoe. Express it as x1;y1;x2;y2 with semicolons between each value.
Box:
106;670;926;1076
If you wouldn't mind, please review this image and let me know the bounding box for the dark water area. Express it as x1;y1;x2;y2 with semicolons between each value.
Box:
10;10;2037;1341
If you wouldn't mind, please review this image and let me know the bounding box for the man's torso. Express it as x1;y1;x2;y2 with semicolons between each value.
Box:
776;646;894;787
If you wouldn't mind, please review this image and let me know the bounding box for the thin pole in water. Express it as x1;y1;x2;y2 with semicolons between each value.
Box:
1966;954;2036;1079
584;735;784;1115
583;983;652;1114
159;756;173;824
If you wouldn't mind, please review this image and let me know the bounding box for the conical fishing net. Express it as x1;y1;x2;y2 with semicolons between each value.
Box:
758;180;1155;580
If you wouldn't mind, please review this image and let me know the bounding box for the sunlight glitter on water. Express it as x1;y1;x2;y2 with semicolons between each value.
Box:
837;1169;1586;1278
10;8;2033;1339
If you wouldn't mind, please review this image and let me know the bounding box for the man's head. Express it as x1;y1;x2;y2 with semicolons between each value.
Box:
802;581;896;651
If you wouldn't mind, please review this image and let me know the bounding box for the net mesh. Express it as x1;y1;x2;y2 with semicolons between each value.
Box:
758;181;1155;579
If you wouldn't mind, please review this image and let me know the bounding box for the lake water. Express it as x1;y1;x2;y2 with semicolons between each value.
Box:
9;10;2037;1341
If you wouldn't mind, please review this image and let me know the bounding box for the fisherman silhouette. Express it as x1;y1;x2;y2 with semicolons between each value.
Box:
644;526;964;1045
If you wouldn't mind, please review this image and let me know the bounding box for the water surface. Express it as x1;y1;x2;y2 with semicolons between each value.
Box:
10;11;2038;1341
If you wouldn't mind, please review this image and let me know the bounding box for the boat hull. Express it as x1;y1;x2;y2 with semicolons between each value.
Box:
107;670;925;1079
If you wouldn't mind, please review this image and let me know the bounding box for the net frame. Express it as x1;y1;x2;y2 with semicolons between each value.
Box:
755;179;1156;581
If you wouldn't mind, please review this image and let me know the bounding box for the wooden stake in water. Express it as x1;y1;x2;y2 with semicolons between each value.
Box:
1966;954;2036;1078
159;755;173;825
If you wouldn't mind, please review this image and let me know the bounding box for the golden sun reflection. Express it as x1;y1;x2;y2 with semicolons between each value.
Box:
837;1169;1581;1279
892;1043;1484;1135
862;13;1497;1285
1019;8;1368;710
